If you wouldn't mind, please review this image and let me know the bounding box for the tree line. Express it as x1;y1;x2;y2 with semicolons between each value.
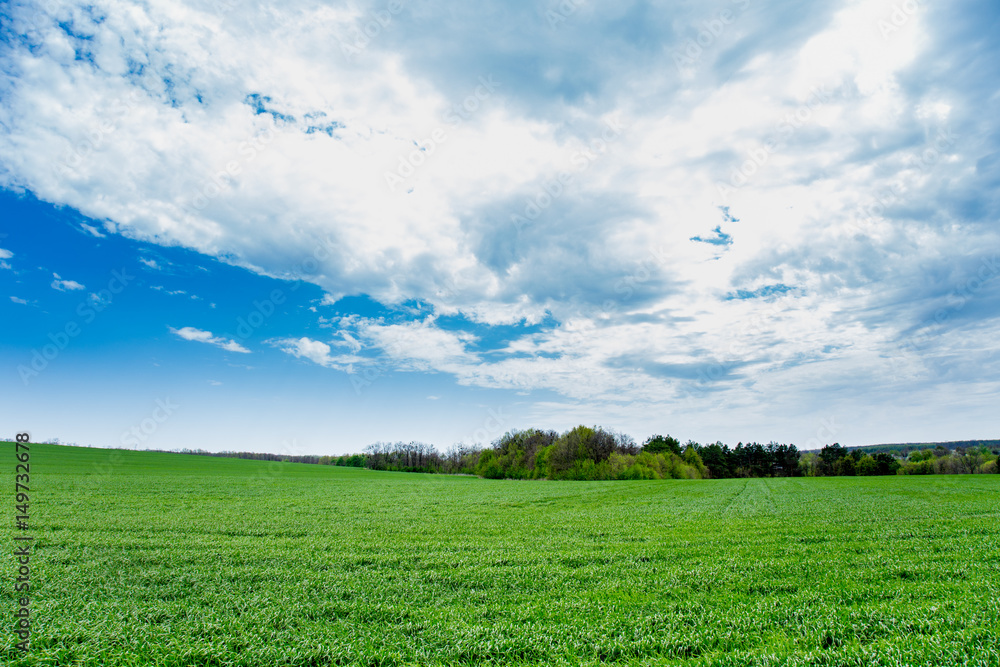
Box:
358;429;999;479
170;429;1000;480
169;448;366;467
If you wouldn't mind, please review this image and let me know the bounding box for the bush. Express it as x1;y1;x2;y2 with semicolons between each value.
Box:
532;444;554;479
835;456;856;476
475;450;504;479
621;463;658;480
683;446;709;478
857;454;877;476
872;452;900;475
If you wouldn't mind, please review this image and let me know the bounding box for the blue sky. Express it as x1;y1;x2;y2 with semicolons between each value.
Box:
1;0;999;454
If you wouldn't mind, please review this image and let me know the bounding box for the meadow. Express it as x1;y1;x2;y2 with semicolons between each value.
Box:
3;441;999;666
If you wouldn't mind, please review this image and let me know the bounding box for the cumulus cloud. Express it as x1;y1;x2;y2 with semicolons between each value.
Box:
273;337;359;370
51;273;85;291
169;326;250;354
1;0;999;429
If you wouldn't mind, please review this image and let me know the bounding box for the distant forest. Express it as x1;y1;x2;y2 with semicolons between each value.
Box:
176;429;1000;480
843;440;1000;456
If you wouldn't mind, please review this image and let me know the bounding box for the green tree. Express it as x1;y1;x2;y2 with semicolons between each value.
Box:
817;443;848;476
872;452;900;475
643;434;682;456
699;442;732;478
857;454;877;476
835;455;856;476
475;450;504;479
549;426;596;478
683;445;708;478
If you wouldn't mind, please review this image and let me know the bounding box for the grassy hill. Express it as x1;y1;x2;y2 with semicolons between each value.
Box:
3;441;999;666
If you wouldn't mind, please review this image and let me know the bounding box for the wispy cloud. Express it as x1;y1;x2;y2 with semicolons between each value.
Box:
169;326;250;354
51;273;85;291
152;285;186;296
273;337;359;370
80;223;105;237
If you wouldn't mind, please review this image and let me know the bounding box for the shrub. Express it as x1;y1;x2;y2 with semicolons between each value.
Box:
857;454;877;476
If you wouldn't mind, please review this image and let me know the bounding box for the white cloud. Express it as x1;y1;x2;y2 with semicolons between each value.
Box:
274;337;359;370
351;317;478;373
10;296;28;304
140;258;161;270
80;223;105;237
151;285;186;296
169;326;250;353
51;273;85;291
0;248;12;259
1;0;998;439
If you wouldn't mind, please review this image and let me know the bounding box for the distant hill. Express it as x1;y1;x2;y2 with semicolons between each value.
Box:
829;440;1000;455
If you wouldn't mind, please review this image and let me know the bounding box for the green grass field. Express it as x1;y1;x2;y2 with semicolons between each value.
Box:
3;442;1000;666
